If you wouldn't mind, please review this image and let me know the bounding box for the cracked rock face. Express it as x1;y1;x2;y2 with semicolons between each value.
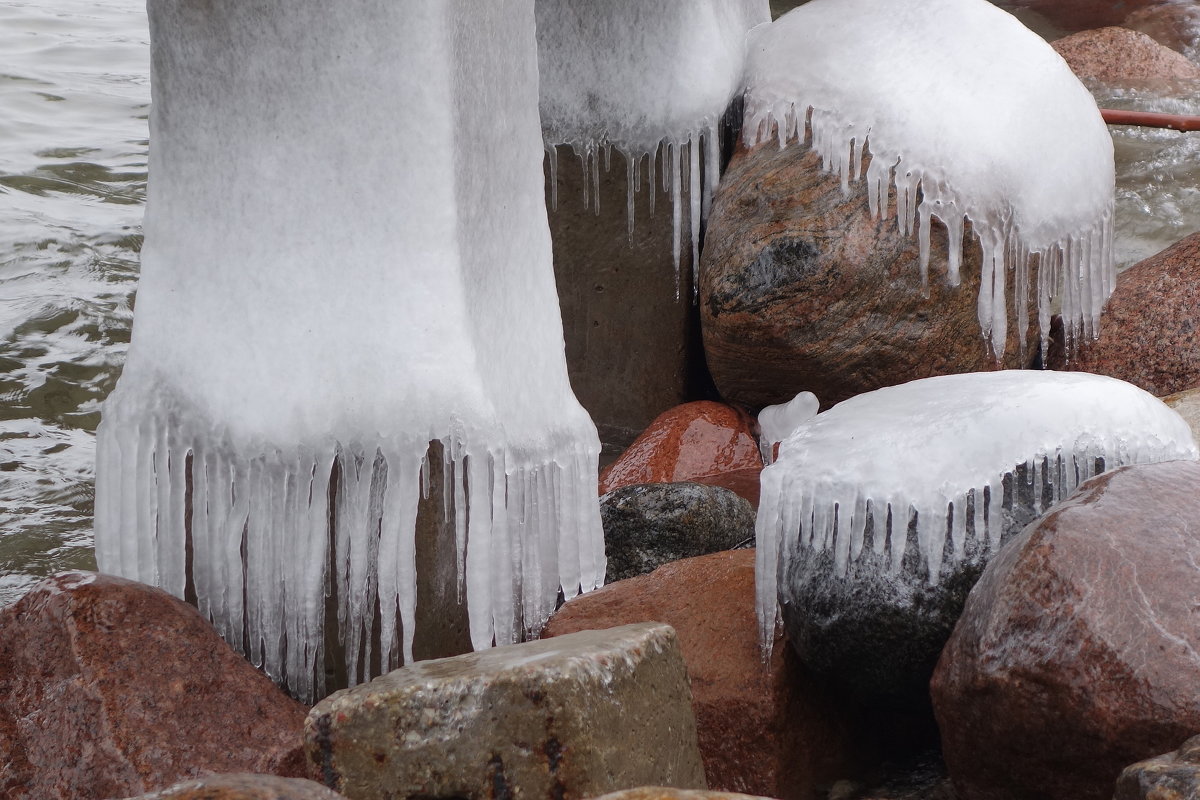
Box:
932;461;1200;800
303;623;706;800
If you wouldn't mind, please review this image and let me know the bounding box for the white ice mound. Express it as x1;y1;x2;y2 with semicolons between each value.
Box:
536;0;769;272
94;0;604;702
758;390;819;464
755;370;1199;645
742;0;1116;357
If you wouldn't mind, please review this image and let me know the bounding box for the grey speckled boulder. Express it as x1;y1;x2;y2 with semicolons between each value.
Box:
601;483;755;583
303;622;706;800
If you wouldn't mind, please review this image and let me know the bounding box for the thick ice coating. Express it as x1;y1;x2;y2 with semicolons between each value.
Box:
755;371;1199;647
536;0;769;276
94;0;605;701
742;0;1116;357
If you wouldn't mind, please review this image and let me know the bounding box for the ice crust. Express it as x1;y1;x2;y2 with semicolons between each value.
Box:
742;0;1117;357
536;0;769;280
94;0;604;701
755;371;1200;647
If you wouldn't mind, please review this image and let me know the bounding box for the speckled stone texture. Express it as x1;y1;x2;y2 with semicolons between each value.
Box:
120;774;346;799
1115;735;1200;800
1061;232;1200;395
588;788;777;800
0;572;308;800
1003;0;1161;31
598;402;762;499
543;551;855;800
600;483;756;583
1051;26;1200;88
1161;387;1200;446
304;623;706;800
699;142;1026;411
932;461;1200;800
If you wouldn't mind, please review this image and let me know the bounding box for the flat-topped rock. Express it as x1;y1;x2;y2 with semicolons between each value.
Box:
304;623;705;800
120;774;345;799
1116;735;1200;800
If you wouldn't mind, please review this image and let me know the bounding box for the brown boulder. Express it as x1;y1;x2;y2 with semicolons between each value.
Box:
543;550;854;800
0;571;308;800
599;401;762;499
931;461;1200;800
1123;3;1200;60
1059;232;1200;395
589;789;776;800
1001;0;1163;32
1051;26;1200;88
121;774;345;799
699;142;1026;411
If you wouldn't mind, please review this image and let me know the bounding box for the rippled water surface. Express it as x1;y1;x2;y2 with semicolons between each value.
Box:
0;0;147;604
0;1;1197;606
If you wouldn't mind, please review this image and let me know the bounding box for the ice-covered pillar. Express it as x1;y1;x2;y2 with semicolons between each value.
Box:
94;0;604;701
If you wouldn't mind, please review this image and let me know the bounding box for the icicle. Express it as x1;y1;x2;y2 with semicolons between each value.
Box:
689;136;701;296
670;141;682;295
547;145;559;212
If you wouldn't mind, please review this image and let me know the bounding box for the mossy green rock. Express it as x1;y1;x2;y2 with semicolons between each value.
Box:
304;623;706;800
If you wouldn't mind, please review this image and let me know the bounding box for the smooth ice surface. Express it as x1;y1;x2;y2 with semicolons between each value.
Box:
743;0;1116;356
536;0;769;275
755;371;1200;647
94;0;605;701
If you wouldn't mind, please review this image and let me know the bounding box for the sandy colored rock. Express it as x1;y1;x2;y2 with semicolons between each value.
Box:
0;572;308;800
1051;26;1200;88
544;551;854;800
1115;735;1200;800
1061;232;1200;395
699;142;1026;411
1161;387;1200;446
599;402;762;496
932;461;1200;800
121;774;345;799
588;788;777;800
304;623;705;800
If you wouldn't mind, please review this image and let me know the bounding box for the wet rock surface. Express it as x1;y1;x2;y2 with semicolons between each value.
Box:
0;572;308;800
1060;232;1200;395
1115;735;1200;800
600;483;756;583
589;789;777;800
1122;3;1200;60
1051;26;1200;88
544;550;856;800
599;401;762;497
120;774;345;800
932;461;1200;800
304;623;706;800
1002;0;1161;32
699;142;1024;411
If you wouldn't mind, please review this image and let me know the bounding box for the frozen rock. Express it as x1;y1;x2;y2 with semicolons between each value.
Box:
1058;232;1200;396
544;551;854;800
304;623;705;800
933;461;1200;800
119;774;344;800
0;572;307;800
600;483;756;583
599;402;762;496
1052;26;1200;89
699;143;1023;411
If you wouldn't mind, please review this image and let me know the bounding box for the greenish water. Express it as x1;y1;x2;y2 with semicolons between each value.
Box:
0;0;1196;607
0;0;147;604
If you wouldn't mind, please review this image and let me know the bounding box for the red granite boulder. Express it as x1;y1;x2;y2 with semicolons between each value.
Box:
1051;26;1200;88
1059;232;1200;395
599;401;762;501
932;461;1200;800
543;550;854;800
0;571;308;800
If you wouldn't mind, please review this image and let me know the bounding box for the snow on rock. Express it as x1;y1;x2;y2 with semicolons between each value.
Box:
757;391;818;464
742;0;1116;358
536;0;769;276
755;370;1198;648
94;0;604;702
